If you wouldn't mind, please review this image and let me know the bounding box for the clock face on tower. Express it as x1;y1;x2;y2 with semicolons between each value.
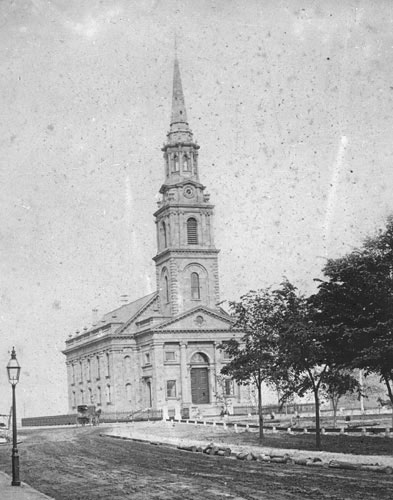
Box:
183;185;195;199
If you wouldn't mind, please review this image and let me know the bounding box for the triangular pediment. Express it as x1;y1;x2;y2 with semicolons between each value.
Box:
154;306;234;331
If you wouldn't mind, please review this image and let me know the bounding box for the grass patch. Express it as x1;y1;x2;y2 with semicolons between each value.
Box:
207;430;393;455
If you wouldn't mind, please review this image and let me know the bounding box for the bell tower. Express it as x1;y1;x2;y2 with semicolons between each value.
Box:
153;57;220;317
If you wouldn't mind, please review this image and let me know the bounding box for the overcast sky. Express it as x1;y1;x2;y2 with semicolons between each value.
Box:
1;0;393;417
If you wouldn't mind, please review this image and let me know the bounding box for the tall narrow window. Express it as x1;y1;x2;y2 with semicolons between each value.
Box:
106;385;112;404
126;383;132;402
72;391;76;408
106;353;110;378
191;272;200;299
173;154;179;172
187;218;198;244
165;276;169;303
87;359;91;381
72;363;75;384
224;379;234;396
80;389;84;404
88;387;93;403
166;380;177;398
183;154;190;171
97;386;102;405
96;355;101;380
124;355;132;378
162;221;167;248
79;361;83;383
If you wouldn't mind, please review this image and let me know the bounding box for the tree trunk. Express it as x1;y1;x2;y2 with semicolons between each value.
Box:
331;396;338;428
381;374;393;429
314;389;321;450
258;372;263;441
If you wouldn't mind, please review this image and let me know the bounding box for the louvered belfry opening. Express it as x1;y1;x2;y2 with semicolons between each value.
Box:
187;217;198;244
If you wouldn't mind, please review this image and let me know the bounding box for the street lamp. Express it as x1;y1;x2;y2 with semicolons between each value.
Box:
6;347;21;486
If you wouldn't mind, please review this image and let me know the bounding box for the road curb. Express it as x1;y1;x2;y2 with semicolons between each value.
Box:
101;432;393;475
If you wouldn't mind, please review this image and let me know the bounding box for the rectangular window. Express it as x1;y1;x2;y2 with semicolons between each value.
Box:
224;379;233;396
97;386;102;405
221;344;231;360
166;380;177;398
165;351;175;362
145;352;151;365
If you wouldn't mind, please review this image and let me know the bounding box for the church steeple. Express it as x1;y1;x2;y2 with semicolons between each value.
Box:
153;57;220;317
161;57;200;186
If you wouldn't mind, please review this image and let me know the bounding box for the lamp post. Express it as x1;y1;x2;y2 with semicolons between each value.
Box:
6;347;21;486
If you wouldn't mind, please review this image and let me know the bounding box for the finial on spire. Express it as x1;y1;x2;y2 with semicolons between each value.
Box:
174;30;178;58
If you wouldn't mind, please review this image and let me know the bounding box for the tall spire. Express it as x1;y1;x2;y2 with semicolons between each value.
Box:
161;56;200;185
167;57;193;144
171;57;188;126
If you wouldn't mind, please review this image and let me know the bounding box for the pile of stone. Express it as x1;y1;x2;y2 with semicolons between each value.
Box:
178;442;393;474
178;443;232;457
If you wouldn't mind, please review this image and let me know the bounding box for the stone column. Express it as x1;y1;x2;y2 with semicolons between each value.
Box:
179;211;185;246
175;210;180;247
152;341;165;409
201;212;207;246
213;342;219;399
180;342;190;404
65;362;73;412
134;347;142;409
208;365;215;405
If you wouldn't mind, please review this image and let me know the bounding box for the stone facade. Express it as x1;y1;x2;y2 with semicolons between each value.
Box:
62;57;252;418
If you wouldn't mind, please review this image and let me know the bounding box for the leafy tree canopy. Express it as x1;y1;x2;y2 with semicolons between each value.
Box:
312;216;393;401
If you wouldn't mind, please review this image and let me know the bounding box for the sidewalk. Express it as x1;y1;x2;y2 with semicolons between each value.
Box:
0;472;53;500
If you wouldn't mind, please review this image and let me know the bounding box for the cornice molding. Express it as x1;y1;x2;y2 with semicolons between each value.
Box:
153;248;220;262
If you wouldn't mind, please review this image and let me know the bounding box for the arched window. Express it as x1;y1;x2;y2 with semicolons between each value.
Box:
173;154;179;172
191;272;200;299
187;218;198;244
190;352;209;364
183;154;190;171
126;383;132;402
162;221;167;248
106;385;112;404
164;276;169;303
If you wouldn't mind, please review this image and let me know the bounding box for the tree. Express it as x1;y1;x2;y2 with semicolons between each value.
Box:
313;216;393;407
269;281;330;449
222;280;356;449
220;288;284;441
322;370;359;428
268;281;358;449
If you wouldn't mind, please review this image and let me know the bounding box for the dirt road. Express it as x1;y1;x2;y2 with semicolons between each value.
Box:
0;426;392;499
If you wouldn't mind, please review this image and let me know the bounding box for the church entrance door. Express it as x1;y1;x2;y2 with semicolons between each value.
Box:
191;368;209;404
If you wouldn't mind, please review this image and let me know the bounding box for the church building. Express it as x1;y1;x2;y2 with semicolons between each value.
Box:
63;58;250;419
